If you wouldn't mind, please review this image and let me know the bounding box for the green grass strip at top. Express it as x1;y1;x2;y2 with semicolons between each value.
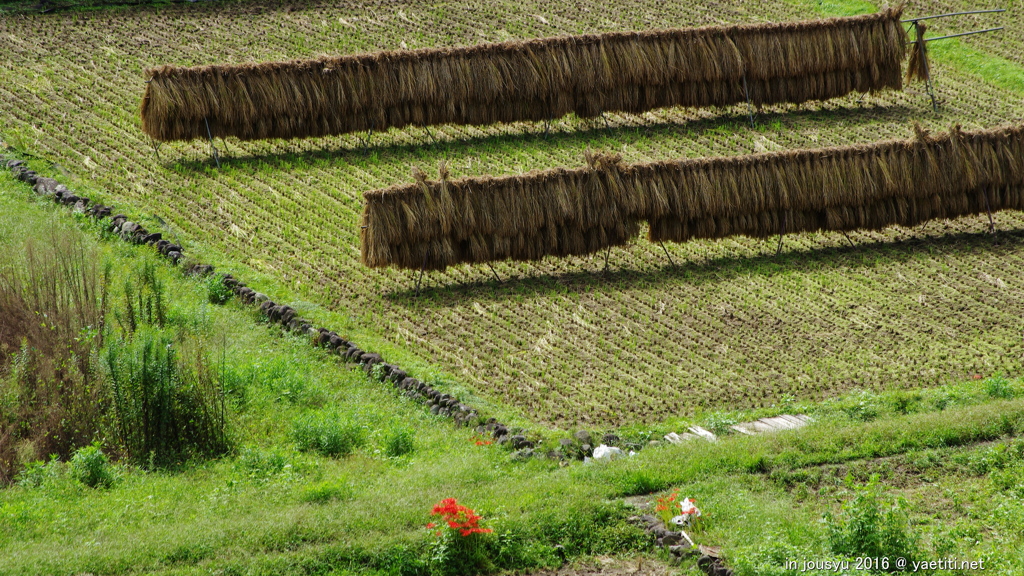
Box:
929;39;1024;96
0;0;186;15
803;0;1024;95
814;0;878;17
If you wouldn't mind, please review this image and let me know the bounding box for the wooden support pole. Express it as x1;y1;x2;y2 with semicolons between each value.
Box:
487;262;502;283
204;117;220;168
741;74;756;128
659;242;676;267
902;9;1005;23
415;247;429;296
914;22;939;113
775;212;787;256
841;230;856;248
363;122;374;155
914;27;1004;42
150;138;161;162
983;188;996;233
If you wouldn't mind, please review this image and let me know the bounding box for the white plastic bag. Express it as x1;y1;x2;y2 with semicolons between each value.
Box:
670;498;702;527
591;444;625;462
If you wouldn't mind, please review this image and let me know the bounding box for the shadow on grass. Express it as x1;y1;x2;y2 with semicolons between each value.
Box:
165;102;921;174
382;227;1024;307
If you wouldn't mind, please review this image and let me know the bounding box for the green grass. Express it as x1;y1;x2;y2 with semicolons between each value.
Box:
806;0;878;17
3;0;1024;572
929;39;1024;96
752;438;1024;575
804;0;1024;96
3;168;1024;575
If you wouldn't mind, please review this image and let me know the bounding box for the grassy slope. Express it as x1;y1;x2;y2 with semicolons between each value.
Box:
742;438;1024;575
2;171;1023;573
815;0;1024;95
2;0;1024;427
3;1;1024;573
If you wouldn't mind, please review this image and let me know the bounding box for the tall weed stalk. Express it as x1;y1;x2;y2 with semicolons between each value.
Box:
0;225;108;483
105;329;229;468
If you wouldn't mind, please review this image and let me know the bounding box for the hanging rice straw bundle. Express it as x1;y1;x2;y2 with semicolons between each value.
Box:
141;9;906;142
905;21;931;82
362;124;1024;271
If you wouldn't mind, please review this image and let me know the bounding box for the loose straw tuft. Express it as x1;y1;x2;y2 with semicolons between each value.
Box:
905;21;931;82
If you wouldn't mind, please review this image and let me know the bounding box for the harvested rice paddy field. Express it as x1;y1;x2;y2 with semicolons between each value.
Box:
2;0;1024;427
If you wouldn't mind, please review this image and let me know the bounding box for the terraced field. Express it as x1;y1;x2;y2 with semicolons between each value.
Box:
1;0;1023;426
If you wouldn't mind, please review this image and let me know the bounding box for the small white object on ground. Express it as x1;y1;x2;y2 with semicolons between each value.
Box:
591;444;625;461
731;414;813;435
670;498;702;527
687;426;717;442
664;432;699;444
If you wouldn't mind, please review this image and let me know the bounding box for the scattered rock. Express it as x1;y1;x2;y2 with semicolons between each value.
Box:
33;177;58;195
161;243;182;255
640;514;659;528
660;532;681;546
511;448;534;461
574;430;592;445
509;434;531;449
360;352;382;365
669;544;697;558
280;307;296;324
185;263;213;276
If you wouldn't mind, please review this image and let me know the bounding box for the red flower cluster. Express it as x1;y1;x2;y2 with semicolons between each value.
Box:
470;435;492;446
429;498;493;537
655;488;681;515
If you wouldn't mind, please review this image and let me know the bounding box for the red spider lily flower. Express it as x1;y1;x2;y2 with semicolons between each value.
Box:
470;435;493;446
429;498;492;538
426;523;435;529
